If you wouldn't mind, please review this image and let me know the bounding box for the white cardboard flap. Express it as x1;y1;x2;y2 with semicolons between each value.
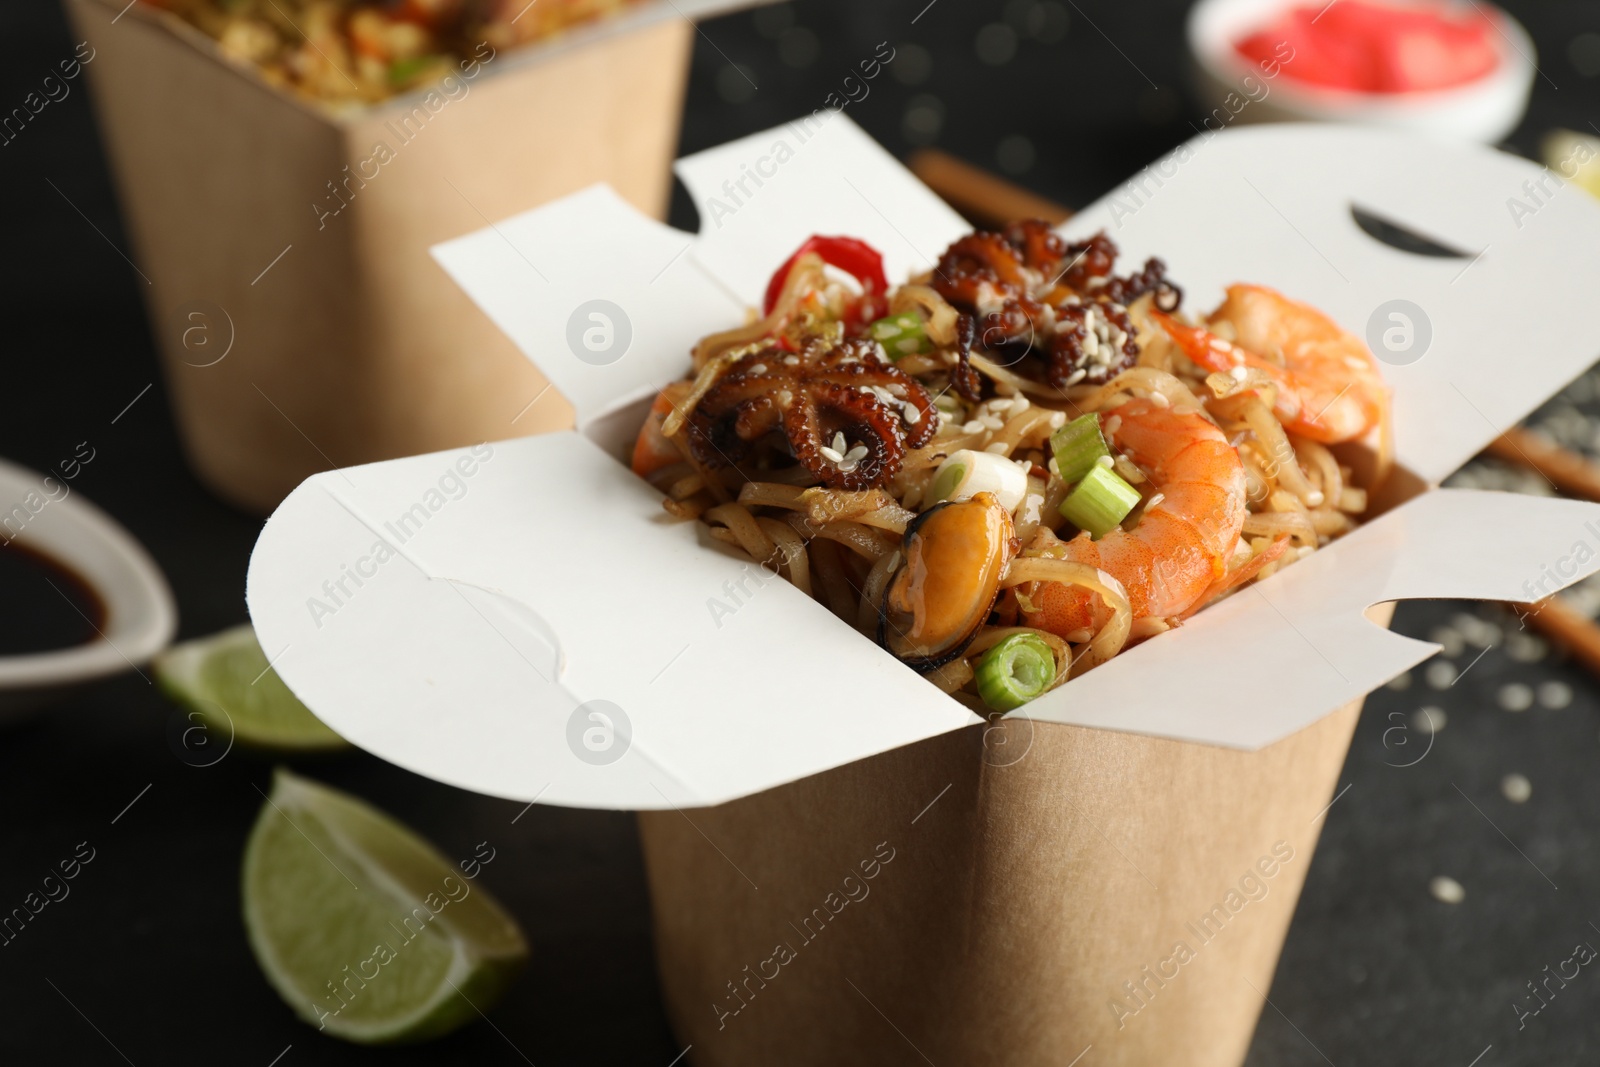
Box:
672;114;973;310
431;115;970;428
1068;123;1600;486
431;186;744;429
247;434;979;808
1021;489;1600;748
249;121;1600;809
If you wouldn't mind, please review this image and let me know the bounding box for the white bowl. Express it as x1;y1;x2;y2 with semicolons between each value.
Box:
0;458;177;720
1187;0;1536;143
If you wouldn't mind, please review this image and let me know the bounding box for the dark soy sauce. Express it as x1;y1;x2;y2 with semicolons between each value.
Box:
0;542;105;655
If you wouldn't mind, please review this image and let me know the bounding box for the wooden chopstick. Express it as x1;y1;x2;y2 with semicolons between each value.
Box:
1486;427;1600;504
908;147;1600;672
908;149;1073;229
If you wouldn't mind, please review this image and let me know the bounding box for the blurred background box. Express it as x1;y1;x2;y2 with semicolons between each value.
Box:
65;0;716;514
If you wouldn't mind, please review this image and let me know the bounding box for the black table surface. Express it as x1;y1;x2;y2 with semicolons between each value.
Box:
3;0;1599;1063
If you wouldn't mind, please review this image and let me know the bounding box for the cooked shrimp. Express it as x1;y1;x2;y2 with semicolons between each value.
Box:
631;381;692;479
1021;398;1247;635
1154;284;1389;444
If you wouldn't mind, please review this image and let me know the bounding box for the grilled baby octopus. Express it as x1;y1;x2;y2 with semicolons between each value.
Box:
932;221;1182;391
687;337;938;491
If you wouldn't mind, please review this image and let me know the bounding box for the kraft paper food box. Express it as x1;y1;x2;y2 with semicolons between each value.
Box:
248;117;1600;1065
64;0;778;513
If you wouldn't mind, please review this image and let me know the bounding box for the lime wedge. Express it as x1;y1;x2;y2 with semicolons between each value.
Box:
155;624;348;752
1543;129;1600;200
243;769;529;1044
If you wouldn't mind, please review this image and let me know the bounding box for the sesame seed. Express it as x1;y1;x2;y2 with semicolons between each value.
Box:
1305;490;1325;507
1501;773;1532;803
1412;706;1446;734
980;415;1004;430
1230;365;1249;382
1537;681;1572;709
962;420;985;435
820;446;843;463
1065;369;1088;386
1429;876;1465;904
1499;683;1534;712
1209;337;1232;352
749;363;767;375
1429;627;1465;659
776;390;793;408
1150;392;1170;408
1145;493;1165;510
904;404;921;425
1096;455;1114;469
831;431;847;454
784;355;800;366
1505;632;1548;663
1424;661;1457;688
985;442;1010;454
1104;415;1121;436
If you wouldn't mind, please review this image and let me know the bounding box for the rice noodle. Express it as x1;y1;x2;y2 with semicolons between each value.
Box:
889;284;960;346
691;255;827;370
640;233;1383;711
704;503;777;566
1001;557;1132;673
757;517;812;597
857;550;901;634
1082;367;1209;415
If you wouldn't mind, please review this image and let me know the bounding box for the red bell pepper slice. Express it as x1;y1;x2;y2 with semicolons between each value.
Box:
761;235;889;319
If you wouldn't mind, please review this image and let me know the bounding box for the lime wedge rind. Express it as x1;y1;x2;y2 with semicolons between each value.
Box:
155;624;348;753
242;769;528;1045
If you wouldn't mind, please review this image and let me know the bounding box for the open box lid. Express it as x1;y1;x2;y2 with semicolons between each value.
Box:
249;118;1600;809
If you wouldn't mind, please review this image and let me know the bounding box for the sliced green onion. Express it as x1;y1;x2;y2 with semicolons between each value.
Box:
868;311;931;360
1059;465;1140;539
926;460;966;506
1049;414;1110;485
927;449;1029;511
975;634;1056;712
388;55;445;88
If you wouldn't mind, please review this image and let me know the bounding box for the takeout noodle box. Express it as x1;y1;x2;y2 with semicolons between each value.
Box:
63;0;766;514
247;118;1600;1064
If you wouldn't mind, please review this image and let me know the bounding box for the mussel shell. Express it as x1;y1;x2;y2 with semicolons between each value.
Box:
876;499;1009;674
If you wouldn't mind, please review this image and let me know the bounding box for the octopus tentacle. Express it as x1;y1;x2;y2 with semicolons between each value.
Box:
790;382;907;490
